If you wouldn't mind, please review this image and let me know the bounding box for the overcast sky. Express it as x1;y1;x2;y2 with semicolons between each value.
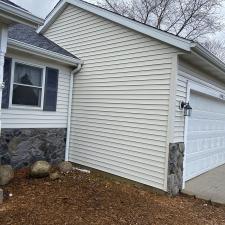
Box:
11;0;97;18
11;0;225;40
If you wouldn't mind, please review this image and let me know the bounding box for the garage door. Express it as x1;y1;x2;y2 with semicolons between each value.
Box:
185;91;225;181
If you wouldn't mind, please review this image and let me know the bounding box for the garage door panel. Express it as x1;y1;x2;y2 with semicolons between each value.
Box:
186;151;225;180
189;112;225;121
187;131;225;139
187;146;225;160
185;91;225;181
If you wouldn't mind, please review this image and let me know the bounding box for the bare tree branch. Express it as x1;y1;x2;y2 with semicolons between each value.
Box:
97;0;224;40
203;39;225;62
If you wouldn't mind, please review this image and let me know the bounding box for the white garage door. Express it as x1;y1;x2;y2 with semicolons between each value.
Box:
185;91;225;181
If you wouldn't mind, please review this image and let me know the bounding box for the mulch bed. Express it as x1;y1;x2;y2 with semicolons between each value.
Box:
1;169;225;225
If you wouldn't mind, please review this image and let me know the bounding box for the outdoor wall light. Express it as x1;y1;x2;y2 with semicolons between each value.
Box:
180;101;192;117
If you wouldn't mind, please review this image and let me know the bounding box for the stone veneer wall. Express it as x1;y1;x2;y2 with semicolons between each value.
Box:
167;142;184;196
0;128;66;168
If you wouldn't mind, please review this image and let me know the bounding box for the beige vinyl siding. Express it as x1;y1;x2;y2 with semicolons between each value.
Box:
174;59;225;143
2;50;71;128
45;5;179;190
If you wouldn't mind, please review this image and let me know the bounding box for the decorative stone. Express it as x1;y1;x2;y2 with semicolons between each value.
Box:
58;161;73;173
0;165;14;186
0;188;3;204
50;172;60;180
30;161;51;178
0;128;66;168
167;143;184;196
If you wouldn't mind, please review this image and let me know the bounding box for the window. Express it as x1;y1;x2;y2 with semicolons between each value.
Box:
11;62;44;108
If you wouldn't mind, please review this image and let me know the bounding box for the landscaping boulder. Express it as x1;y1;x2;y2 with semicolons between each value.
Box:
30;161;51;178
50;172;60;180
0;165;14;186
58;161;73;173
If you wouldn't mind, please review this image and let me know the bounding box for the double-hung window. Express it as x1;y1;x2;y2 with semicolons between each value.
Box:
1;58;59;111
11;62;44;108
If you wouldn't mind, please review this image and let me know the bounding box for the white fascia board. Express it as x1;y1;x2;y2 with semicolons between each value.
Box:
37;0;67;33
38;0;192;51
191;43;225;75
8;38;83;66
0;1;44;27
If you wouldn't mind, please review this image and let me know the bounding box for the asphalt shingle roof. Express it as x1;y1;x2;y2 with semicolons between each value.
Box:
9;24;78;59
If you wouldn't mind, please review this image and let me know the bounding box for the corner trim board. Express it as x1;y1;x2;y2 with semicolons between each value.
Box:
164;54;179;191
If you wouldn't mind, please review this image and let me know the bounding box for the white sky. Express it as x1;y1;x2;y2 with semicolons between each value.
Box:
10;0;225;40
11;0;97;18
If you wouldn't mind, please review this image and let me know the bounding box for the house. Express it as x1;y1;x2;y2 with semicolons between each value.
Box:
38;0;225;195
0;0;82;168
1;0;225;196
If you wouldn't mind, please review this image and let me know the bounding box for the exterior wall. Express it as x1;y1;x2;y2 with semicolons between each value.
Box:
2;49;72;129
44;5;179;191
174;58;225;143
0;128;66;168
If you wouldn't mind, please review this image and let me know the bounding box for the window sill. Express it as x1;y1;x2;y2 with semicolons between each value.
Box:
9;105;43;111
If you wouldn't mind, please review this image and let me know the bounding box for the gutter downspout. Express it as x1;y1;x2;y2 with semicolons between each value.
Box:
65;63;83;161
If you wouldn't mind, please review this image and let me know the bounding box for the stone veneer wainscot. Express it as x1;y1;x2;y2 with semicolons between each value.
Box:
0;128;66;168
167;143;184;196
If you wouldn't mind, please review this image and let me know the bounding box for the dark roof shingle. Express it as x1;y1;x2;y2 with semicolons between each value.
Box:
9;24;78;59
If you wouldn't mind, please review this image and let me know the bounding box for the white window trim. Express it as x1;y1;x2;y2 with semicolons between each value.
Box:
9;59;46;110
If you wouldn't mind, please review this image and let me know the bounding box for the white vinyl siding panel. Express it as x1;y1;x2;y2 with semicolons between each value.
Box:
1;51;71;128
45;5;179;190
174;59;225;143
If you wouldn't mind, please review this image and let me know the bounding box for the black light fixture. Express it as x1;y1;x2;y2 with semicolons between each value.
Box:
180;101;192;117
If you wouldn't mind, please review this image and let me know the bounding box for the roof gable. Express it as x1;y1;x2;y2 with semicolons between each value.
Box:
38;0;225;76
38;0;192;51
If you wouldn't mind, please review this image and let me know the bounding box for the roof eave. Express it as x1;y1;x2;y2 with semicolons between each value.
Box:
191;43;225;75
0;1;44;27
8;38;83;66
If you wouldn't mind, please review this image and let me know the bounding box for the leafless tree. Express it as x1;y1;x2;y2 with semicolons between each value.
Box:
203;39;225;62
97;0;224;40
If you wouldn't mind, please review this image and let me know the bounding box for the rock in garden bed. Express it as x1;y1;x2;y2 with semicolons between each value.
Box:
0;165;14;186
58;161;73;173
30;161;51;178
50;172;60;181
